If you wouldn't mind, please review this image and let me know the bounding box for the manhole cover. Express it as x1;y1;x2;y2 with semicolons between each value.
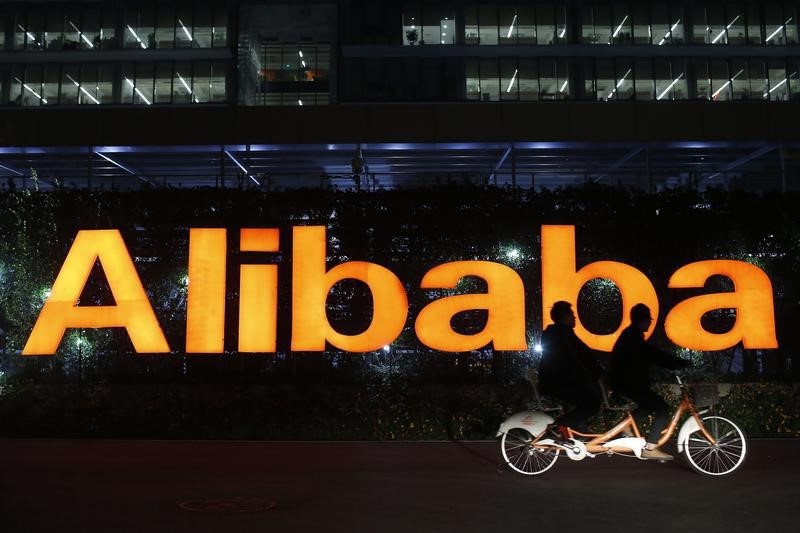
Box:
179;496;277;514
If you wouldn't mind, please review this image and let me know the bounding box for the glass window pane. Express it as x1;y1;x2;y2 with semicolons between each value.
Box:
518;6;535;44
479;58;498;101
422;6;453;45
78;8;102;50
97;64;114;104
60;65;79;105
10;67;25;105
612;4;632;44
0;13;5;50
466;58;480;99
692;6;708;44
537;4;556;45
25;11;45;50
730;59;749;99
212;6;227;47
635;59;654;100
768;59;789;100
710;60;731;100
464;6;478;44
155;4;175;49
155;62;173;103
194;61;211;102
747;5;763;44
125;8;151;49
726;4;745;44
500;58;518;100
556;4;568;43
519;59;539;100
175;6;193;48
655;59;686;100
789;58;800;100
616;59;634;100
668;5;684;43
78;64;101;105
748;60;768;99
43;64;60;105
651;3;670;45
594;5;613;44
479;4;498;45
135;64;155;105
632;4;650;44
21;66;45;106
540;60;569;99
403;6;420;45
210;61;226;102
499;6;517;44
765;3;788;44
694;59;711;100
581;6;594;43
581;58;596;99
45;9;66;50
785;2;798;44
195;6;213;48
596;59;614;100
174;62;194;103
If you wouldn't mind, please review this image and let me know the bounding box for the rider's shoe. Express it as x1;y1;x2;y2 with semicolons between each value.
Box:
641;447;674;461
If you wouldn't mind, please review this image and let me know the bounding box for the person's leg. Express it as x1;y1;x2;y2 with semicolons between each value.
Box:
554;382;602;433
621;388;673;459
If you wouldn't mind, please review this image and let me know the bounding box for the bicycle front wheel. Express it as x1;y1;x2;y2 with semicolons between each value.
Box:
501;428;559;476
683;415;747;476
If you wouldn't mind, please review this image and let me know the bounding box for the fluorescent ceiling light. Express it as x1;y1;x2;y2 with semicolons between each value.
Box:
298;50;303;58
559;80;568;93
65;74;100;104
711;15;740;44
507;14;517;38
224;150;260;185
506;69;518;93
658;19;681;45
14;77;48;104
766;18;792;42
178;19;192;41
711;69;743;99
607;68;632;99
124;77;151;105
768;78;788;94
657;72;684;100
612;15;629;38
126;25;146;49
18;25;35;42
68;21;94;48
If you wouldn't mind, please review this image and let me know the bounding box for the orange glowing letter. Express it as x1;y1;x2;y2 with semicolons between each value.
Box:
23;230;169;355
415;261;526;352
665;260;778;350
238;228;279;353
186;228;227;353
291;226;408;352
541;225;659;352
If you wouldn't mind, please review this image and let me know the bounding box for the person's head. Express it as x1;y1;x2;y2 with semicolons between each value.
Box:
630;303;653;332
550;301;576;328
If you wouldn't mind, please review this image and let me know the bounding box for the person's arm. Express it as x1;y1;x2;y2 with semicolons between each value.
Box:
643;342;688;370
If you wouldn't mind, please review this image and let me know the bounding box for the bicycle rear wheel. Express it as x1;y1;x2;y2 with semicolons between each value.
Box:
501;428;559;476
683;416;747;476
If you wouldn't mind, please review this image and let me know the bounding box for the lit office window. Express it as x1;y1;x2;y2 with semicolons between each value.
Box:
747;5;763;43
748;60;769;99
0;13;5;50
78;64;113;104
727;4;746;44
765;2;795;44
767;59;790;100
155;4;175;48
479;58;499;101
212;7;227;47
61;65;80;105
402;3;454;45
479;5;498;45
466;59;480;99
615;59;634;100
43;65;60;104
15;11;44;50
582;5;612;44
654;59;687;100
79;7;115;49
635;60;654;100
538;4;567;44
595;59;615;100
610;4;632;44
540;60;569;99
154;63;173;103
710;60;732;100
124;7;154;49
173;62;195;103
12;66;48;106
652;3;684;45
519;59;539;100
175;5;194;48
257;43;329;105
44;10;65;50
694;60;711;100
194;6;213;48
790;59;800;100
499;5;517;45
631;4;650;44
500;59;518;100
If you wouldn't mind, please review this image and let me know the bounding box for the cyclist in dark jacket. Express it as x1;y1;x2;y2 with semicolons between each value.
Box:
609;303;688;460
538;301;604;434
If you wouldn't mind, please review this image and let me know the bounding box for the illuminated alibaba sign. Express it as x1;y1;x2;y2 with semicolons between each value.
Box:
22;225;778;356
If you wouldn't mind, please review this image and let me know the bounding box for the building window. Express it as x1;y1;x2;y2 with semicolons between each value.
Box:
768;59;790;100
256;43;330;105
790;59;800;100
463;3;566;45
403;3;455;45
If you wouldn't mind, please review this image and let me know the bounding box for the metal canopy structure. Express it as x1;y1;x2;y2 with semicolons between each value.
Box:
0;141;797;192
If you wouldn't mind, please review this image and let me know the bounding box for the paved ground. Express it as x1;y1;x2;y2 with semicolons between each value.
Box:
1;439;797;533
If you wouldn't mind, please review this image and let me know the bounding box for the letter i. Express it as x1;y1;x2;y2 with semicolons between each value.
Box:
186;228;227;353
238;229;279;352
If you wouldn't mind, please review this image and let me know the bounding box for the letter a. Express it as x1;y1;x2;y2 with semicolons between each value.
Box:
291;226;408;352
23;230;169;355
665;260;778;350
541;225;659;352
415;261;526;352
